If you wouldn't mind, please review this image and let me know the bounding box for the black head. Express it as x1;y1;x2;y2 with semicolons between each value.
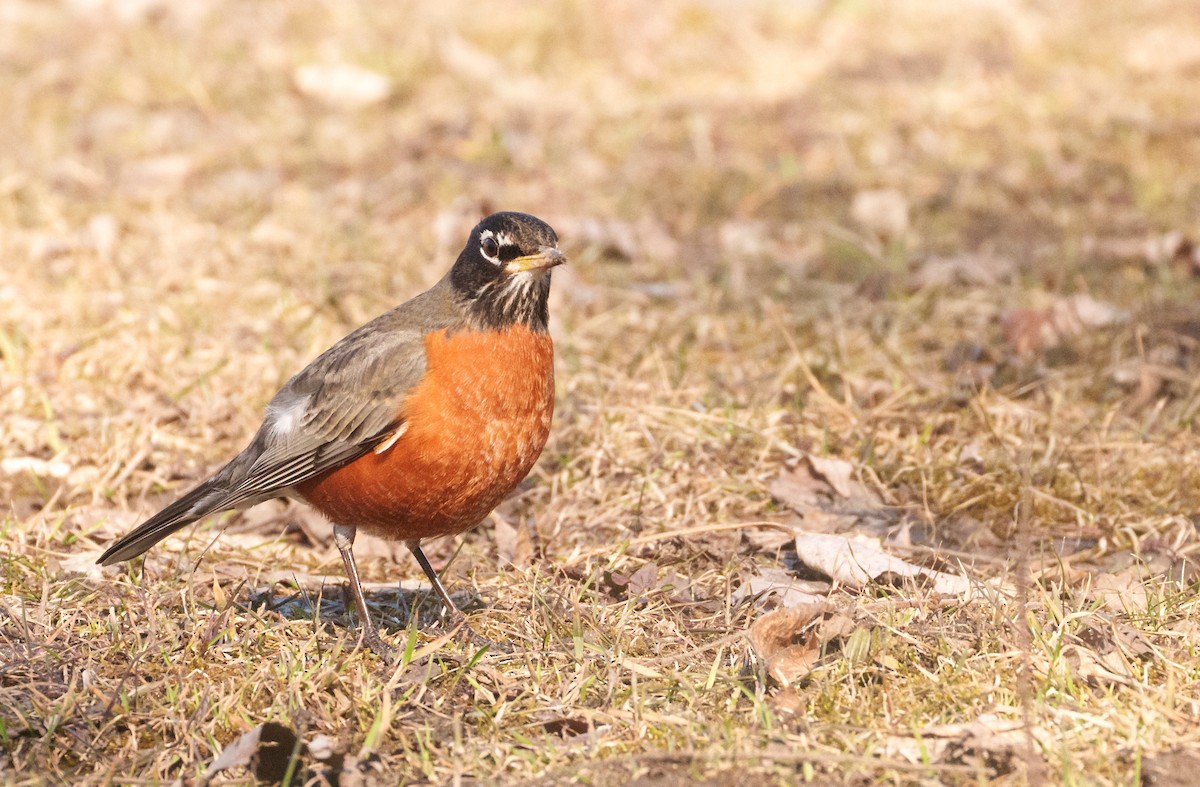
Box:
449;212;564;332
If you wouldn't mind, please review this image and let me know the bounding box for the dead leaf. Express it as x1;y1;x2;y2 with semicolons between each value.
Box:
493;515;533;569
772;685;807;717
766;458;896;543
913;713;1050;773
769;465;825;511
805;509;864;534
211;574;227;611
1093;570;1149;615
817;612;856;644
1111;620;1155;660
1000;307;1057;357
805;455;857;499
1058;293;1128;330
793;533;971;596
625;562;659;597
608;562;660;600
1077;614;1155;668
202;722;301;785
742;521;797;552
732;569;830;609
747;604;829;686
1002;294;1129;357
1062;643;1135;687
1109;344;1190;412
768;456;886;531
653;567;695;601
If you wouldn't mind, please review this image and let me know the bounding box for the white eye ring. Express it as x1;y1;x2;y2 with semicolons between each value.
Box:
480;233;500;262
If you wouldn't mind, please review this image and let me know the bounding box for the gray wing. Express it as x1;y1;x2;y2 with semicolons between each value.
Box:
98;285;458;565
224;319;429;495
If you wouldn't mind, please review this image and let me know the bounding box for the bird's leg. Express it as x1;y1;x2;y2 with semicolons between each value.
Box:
405;539;512;653
405;539;464;624
333;524;394;660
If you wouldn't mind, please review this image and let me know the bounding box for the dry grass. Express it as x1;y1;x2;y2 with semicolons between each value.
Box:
4;0;1200;784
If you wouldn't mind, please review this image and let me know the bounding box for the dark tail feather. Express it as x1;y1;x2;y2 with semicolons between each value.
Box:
97;480;231;565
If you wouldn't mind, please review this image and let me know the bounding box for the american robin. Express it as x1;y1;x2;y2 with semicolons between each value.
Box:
98;212;564;657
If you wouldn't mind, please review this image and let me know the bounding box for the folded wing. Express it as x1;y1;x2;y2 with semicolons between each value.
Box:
97;308;438;565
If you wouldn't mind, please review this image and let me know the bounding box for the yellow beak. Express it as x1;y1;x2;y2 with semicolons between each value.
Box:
505;246;566;274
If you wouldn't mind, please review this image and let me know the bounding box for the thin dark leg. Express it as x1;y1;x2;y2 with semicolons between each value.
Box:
334;524;394;660
405;539;463;622
405;539;511;652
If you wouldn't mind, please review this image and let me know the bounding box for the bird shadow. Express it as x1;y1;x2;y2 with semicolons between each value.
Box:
245;581;485;639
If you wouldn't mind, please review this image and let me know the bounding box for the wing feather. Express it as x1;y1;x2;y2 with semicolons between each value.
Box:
98;285;458;565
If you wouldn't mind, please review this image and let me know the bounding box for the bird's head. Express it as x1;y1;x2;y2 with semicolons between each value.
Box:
450;211;564;332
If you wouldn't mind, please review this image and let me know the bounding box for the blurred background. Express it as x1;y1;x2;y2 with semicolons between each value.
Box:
5;0;1200;553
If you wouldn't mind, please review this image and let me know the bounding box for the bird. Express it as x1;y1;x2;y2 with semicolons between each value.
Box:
97;211;564;658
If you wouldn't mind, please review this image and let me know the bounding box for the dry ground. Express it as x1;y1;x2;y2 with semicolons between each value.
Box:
3;0;1200;784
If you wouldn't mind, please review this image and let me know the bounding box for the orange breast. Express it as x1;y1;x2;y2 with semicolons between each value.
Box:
296;326;555;541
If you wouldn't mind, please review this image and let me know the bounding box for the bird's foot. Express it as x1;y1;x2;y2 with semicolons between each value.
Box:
359;627;398;663
353;610;512;664
444;613;513;654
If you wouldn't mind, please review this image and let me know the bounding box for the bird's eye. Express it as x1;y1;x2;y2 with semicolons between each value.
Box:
480;236;500;260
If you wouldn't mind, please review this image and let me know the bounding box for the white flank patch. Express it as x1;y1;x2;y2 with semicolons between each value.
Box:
266;393;310;439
